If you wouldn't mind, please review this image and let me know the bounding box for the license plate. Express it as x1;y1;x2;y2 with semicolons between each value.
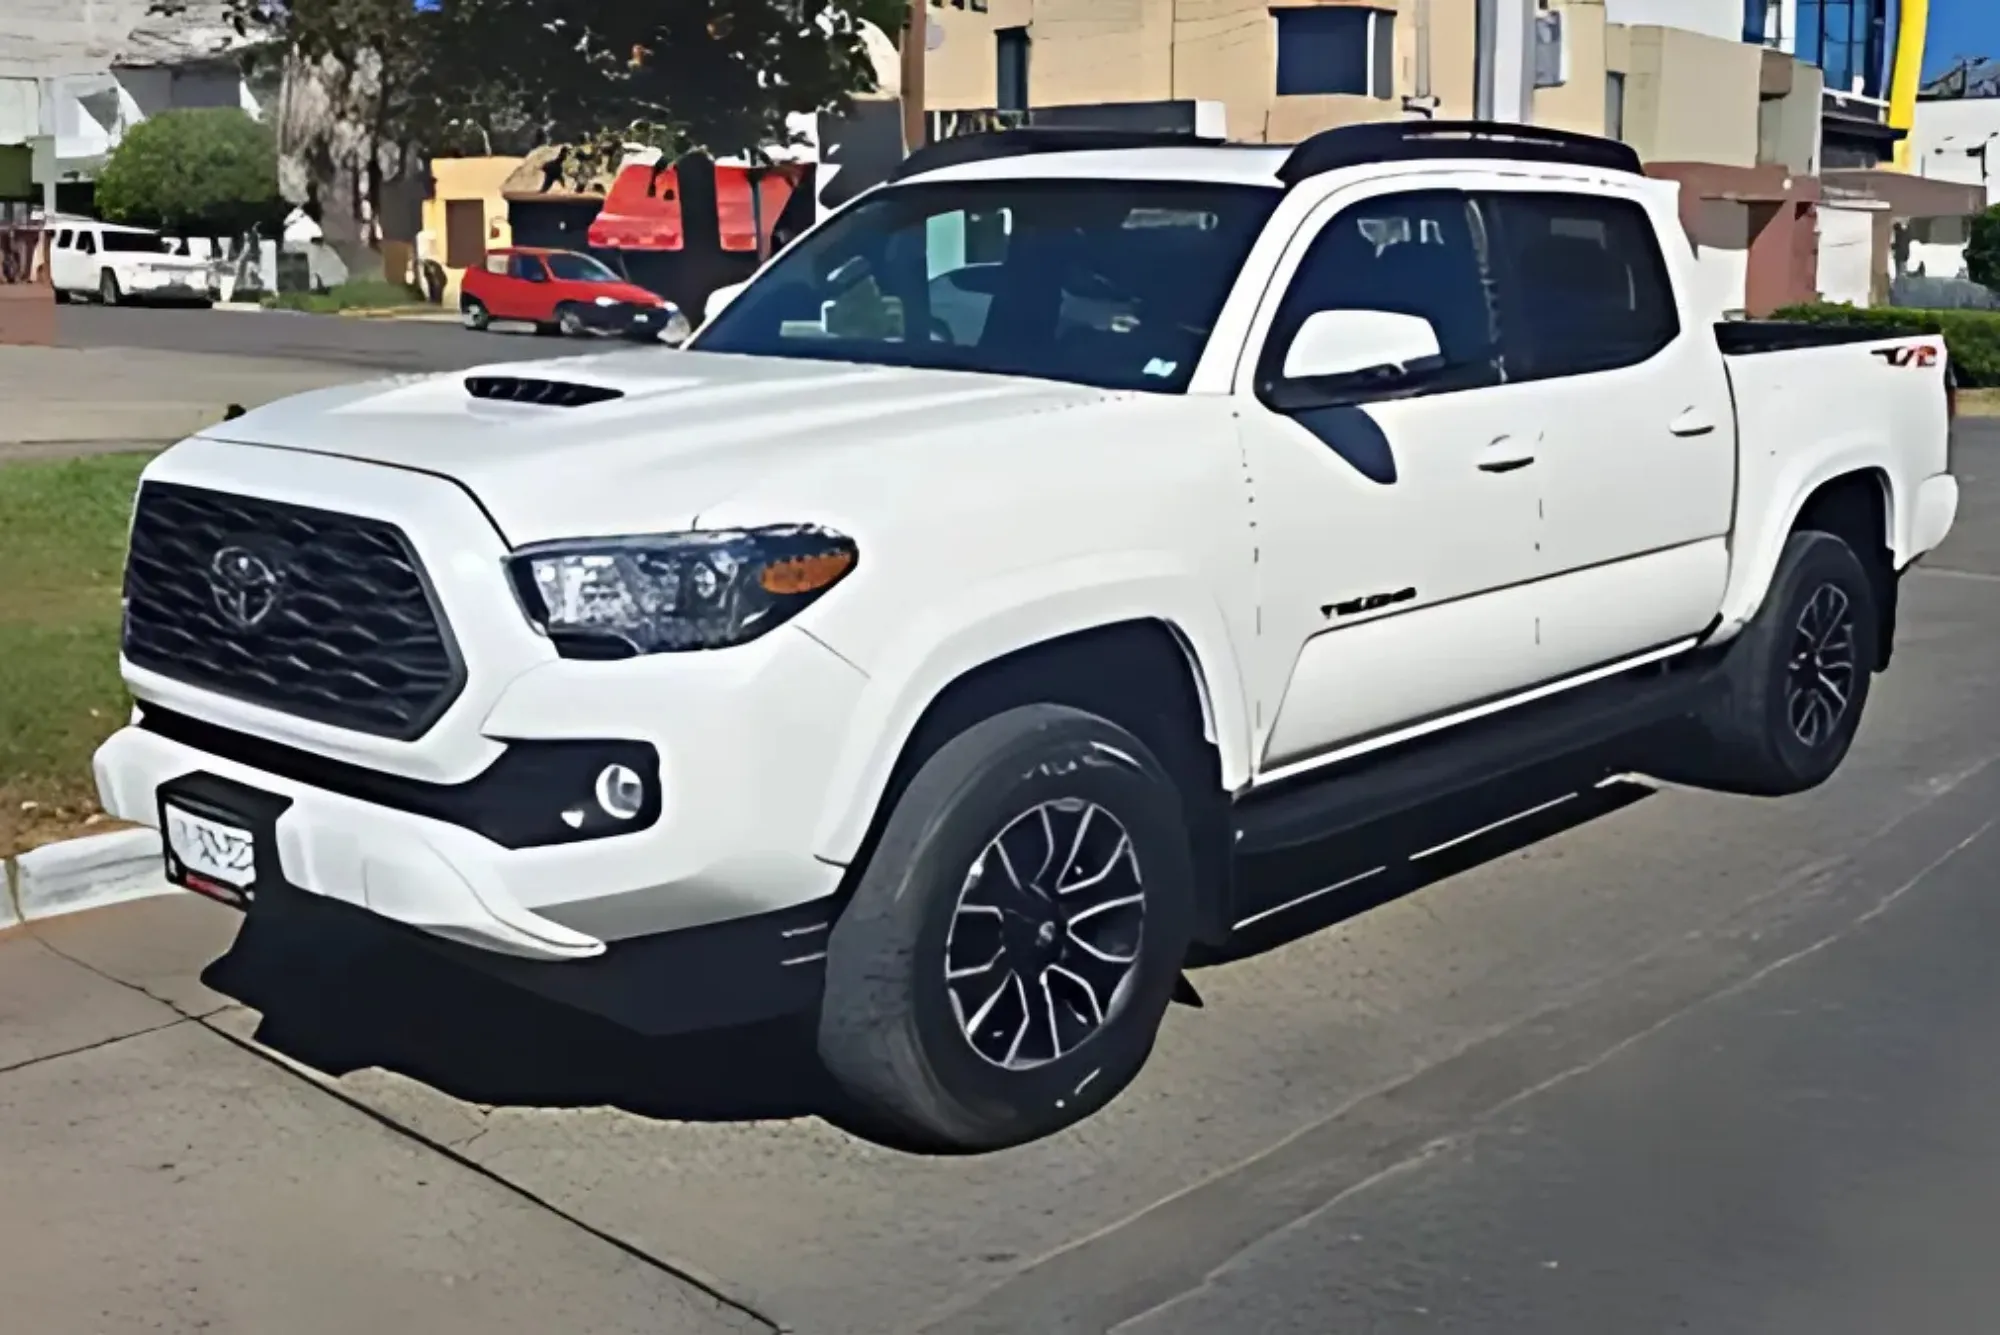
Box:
162;802;258;909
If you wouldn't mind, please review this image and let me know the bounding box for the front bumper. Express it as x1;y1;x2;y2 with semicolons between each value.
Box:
580;301;684;340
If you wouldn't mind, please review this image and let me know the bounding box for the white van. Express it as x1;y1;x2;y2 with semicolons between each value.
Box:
48;220;217;306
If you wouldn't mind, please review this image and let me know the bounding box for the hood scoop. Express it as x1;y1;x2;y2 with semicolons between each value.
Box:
464;376;625;408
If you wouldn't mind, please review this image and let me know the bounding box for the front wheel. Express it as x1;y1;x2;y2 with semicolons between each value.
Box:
99;270;122;306
1691;530;1878;795
818;704;1196;1152
556;303;587;337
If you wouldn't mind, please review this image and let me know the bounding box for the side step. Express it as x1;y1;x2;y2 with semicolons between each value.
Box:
1231;660;1720;856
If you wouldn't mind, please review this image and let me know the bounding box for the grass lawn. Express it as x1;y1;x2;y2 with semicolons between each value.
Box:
0;452;149;856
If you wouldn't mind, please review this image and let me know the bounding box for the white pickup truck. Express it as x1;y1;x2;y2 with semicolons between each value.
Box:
97;123;1959;1150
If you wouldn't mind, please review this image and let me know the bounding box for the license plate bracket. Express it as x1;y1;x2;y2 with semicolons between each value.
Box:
157;774;294;912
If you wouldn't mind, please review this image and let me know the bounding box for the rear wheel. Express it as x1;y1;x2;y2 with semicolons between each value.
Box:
460;297;490;331
1692;530;1878;795
818;704;1196;1152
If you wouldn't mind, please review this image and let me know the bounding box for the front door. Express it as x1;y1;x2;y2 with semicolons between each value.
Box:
1236;184;1548;777
48;229;78;291
507;252;555;322
1480;186;1738;676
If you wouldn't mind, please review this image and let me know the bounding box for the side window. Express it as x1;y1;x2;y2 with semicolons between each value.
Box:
79;231;97;255
509;254;546;282
484;254;510;275
1485;192;1680;379
1265;189;1495;392
54;229;72;249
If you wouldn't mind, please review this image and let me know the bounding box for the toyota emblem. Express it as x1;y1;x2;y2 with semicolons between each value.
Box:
208;546;283;630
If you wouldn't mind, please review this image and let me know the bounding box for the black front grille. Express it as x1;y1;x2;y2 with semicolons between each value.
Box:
123;482;465;739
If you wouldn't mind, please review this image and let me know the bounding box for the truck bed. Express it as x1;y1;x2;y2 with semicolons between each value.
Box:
1713;320;1926;357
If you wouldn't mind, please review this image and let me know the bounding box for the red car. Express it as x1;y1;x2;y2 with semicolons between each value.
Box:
459;246;688;342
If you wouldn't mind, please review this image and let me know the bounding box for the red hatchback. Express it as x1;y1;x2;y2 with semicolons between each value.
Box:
460;247;689;342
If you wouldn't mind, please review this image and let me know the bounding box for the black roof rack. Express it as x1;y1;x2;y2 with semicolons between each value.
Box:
889;127;1226;182
1276;120;1642;184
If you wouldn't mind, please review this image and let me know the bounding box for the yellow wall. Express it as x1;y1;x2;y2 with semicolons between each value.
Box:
420;155;522;305
921;0;1616;144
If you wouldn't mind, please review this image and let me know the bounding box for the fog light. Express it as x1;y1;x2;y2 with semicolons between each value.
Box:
594;763;646;820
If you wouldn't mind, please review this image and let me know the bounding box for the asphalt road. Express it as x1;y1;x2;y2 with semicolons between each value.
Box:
56;301;576;372
4;423;1998;1334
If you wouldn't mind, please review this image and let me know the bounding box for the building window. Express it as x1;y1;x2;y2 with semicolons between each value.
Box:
1273;6;1394;100
1795;0;1891;98
1605;72;1626;142
995;27;1030;112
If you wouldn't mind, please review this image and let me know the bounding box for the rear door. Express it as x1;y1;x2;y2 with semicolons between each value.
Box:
1482;186;1738;676
49;229;77;290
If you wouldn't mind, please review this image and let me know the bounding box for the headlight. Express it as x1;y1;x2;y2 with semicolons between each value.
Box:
593;295;618;307
506;526;858;657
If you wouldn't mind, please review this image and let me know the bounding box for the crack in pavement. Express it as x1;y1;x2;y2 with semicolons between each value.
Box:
28;932;785;1335
0;1014;194;1076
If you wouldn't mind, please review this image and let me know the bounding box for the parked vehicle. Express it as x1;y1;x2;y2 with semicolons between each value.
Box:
47;220;216;306
459;247;689;342
98;123;1959;1151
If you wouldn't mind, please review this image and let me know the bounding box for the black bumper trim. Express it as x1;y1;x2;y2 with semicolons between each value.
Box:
137;703;660;850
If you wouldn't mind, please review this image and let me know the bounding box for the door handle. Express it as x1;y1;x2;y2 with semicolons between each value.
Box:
1476;435;1537;474
1669;407;1718;438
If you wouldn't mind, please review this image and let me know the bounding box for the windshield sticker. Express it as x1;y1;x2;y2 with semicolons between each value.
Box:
1143;359;1179;379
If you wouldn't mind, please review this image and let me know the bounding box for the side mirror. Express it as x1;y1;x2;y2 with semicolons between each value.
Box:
1281;309;1444;382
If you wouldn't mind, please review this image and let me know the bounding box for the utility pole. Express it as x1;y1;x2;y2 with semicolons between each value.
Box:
1474;0;1536;122
901;4;928;156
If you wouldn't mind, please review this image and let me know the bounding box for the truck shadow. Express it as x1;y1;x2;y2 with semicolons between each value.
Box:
201;740;1667;1143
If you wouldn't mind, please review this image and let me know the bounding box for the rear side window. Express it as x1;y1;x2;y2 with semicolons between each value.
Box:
484;254;509;275
1486;192;1679;379
509;254;546;281
1264;189;1498;393
79;231;97;254
54;229;72;249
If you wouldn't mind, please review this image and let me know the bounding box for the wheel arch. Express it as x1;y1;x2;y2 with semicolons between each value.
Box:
813;616;1246;948
1718;456;1900;645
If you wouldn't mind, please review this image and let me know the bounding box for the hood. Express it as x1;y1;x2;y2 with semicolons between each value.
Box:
604;282;665;307
195;349;1110;545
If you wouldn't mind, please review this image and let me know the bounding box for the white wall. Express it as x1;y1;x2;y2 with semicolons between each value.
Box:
1908;97;2000;279
1605;0;1746;43
1817;204;1879;304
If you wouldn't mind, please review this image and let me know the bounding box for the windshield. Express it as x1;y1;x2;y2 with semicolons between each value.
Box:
101;231;174;254
690;179;1281;393
547;251;621;283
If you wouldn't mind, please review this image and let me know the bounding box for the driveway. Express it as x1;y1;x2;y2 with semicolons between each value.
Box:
4;424;1998;1333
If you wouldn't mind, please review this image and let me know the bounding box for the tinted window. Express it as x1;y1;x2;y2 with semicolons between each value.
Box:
102;231;172;253
54;229;72;248
1265;190;1496;391
547;252;620;283
1274;8;1392;98
1487;192;1680;379
509;254;547;281
693;180;1281;394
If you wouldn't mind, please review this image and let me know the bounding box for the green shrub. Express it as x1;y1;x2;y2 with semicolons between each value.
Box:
262;279;424;313
1967;205;2000;293
1770;302;2000;387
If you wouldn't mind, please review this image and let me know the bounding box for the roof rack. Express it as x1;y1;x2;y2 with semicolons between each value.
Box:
888;127;1227;182
1277;120;1642;184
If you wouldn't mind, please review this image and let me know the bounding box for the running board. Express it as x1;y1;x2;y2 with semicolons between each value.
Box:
1231;660;1720;856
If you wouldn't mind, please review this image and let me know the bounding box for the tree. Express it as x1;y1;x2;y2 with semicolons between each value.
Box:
95;108;288;236
1968;204;2000;293
173;0;909;182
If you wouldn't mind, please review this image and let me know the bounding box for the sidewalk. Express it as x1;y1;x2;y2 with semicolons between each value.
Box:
0;345;374;456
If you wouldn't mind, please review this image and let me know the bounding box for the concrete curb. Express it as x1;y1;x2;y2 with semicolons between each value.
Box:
4;402;231;447
9;828;174;923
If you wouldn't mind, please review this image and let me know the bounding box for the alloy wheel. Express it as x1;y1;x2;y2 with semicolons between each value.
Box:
944;798;1147;1071
1785;582;1858;747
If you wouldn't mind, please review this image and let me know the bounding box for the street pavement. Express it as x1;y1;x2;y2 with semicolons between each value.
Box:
2;423;1997;1334
58;301;573;372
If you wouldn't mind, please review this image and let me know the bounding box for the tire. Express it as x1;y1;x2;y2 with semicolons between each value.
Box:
1693;530;1878;796
52;286;71;305
99;270;122;306
818;704;1196;1152
556;303;587;337
461;298;490;332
